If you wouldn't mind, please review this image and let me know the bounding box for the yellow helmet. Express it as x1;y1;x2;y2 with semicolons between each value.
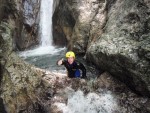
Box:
66;51;75;58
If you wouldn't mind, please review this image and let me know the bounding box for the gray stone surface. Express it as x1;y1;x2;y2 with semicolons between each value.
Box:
53;0;107;53
14;0;40;50
86;0;150;96
0;21;44;113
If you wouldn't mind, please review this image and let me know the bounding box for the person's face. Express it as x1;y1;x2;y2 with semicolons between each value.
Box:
67;57;74;64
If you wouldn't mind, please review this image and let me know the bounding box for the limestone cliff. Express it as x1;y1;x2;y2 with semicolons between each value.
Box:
9;0;40;50
0;1;45;112
87;0;150;96
53;0;107;53
53;0;150;96
52;0;73;47
0;21;43;113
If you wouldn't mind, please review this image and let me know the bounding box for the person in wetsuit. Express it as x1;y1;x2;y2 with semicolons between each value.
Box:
57;51;87;78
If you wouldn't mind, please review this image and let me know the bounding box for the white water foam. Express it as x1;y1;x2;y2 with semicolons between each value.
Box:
19;46;65;57
54;90;119;113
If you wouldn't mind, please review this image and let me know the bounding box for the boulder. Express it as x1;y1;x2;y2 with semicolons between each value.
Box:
86;0;150;96
93;72;150;113
0;21;44;113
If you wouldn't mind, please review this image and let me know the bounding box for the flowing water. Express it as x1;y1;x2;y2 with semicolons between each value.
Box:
40;0;53;46
53;90;119;113
18;0;122;113
19;0;64;57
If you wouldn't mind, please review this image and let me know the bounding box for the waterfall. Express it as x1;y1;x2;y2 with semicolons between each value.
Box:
40;0;53;46
19;0;65;57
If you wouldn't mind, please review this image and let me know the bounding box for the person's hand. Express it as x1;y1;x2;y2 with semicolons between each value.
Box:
57;58;63;66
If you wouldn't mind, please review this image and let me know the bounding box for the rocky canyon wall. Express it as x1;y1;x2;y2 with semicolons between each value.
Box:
52;0;73;47
11;0;40;50
53;0;150;96
0;23;43;112
0;1;47;112
53;0;107;53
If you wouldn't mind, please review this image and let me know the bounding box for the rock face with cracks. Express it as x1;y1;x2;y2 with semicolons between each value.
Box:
0;0;40;50
0;1;46;112
53;0;150;97
15;0;40;50
53;0;107;53
86;0;150;96
0;21;44;113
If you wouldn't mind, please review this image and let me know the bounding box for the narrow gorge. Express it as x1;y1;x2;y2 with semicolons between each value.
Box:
0;0;150;113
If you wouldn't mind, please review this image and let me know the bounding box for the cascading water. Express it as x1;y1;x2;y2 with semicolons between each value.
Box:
40;0;53;46
19;0;65;57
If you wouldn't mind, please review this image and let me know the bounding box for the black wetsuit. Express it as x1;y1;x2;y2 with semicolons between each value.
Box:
62;60;86;78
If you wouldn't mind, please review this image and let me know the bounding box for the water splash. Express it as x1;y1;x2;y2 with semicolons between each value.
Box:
54;90;119;113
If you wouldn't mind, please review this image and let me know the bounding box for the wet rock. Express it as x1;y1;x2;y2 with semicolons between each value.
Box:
0;0;40;50
53;0;107;53
14;0;40;50
0;0;18;23
52;0;74;47
41;71;150;113
90;72;150;113
86;0;150;97
0;20;47;113
0;98;7;113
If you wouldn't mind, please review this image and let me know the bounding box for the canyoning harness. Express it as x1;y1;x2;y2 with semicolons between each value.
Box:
60;60;87;78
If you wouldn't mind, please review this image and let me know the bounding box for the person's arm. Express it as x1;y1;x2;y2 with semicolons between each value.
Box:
57;58;67;66
78;62;87;78
57;58;64;65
